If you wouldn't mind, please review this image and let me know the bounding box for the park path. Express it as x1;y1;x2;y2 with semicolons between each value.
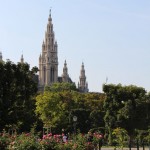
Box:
101;148;149;150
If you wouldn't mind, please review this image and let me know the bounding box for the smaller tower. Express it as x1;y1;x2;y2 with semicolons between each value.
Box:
20;54;24;63
62;60;70;82
0;51;2;61
78;62;89;92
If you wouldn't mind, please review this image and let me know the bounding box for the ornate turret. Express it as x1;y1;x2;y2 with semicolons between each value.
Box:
78;62;89;92
62;60;70;82
0;51;2;61
42;41;45;52
20;54;24;63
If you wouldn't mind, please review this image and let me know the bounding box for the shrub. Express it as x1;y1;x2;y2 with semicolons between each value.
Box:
112;128;129;150
0;130;11;150
9;133;41;150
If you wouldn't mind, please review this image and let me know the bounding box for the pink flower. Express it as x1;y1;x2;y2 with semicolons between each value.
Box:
48;133;52;137
25;133;30;136
43;135;47;139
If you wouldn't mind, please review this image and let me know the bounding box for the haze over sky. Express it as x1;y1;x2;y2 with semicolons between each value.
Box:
0;0;150;92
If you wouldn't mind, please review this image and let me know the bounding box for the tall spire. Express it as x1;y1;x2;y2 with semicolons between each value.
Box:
78;62;89;92
48;9;52;22
0;51;2;61
20;54;24;63
39;10;58;90
49;9;51;17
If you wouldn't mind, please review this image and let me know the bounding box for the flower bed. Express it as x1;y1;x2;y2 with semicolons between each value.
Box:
0;130;103;150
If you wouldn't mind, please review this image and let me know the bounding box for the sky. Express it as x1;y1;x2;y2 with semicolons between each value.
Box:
0;0;150;92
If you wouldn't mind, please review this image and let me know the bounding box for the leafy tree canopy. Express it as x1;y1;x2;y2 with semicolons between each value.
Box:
35;86;105;133
103;83;148;144
0;60;38;132
44;82;77;92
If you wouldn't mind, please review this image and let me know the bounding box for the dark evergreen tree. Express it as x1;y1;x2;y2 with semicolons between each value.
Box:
0;60;38;132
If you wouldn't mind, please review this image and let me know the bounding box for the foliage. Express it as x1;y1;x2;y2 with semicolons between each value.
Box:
134;129;149;145
112;128;129;150
145;129;150;144
0;131;103;150
92;132;103;145
10;133;41;150
40;133;61;150
0;60;38;132
45;82;77;92
103;84;147;144
35;89;105;133
0;129;11;150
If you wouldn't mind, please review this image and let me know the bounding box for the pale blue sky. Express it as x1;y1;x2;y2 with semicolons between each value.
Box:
0;0;150;92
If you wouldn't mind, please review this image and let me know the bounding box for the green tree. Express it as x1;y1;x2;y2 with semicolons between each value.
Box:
84;93;105;130
36;85;106;133
103;84;146;145
0;60;38;132
36;90;75;133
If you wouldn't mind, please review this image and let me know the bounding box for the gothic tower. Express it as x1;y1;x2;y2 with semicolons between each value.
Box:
78;62;88;92
39;10;58;89
62;60;70;82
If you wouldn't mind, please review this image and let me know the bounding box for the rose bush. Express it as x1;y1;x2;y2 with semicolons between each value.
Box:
9;133;41;150
0;130;11;150
0;131;104;150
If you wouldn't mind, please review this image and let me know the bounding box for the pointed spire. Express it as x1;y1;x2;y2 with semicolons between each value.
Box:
42;40;45;47
49;9;51;17
0;51;2;61
55;41;57;47
63;60;68;74
78;62;89;92
78;82;80;88
21;54;24;63
81;62;84;69
48;9;52;22
39;53;42;61
80;62;85;77
64;60;67;66
62;60;69;82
